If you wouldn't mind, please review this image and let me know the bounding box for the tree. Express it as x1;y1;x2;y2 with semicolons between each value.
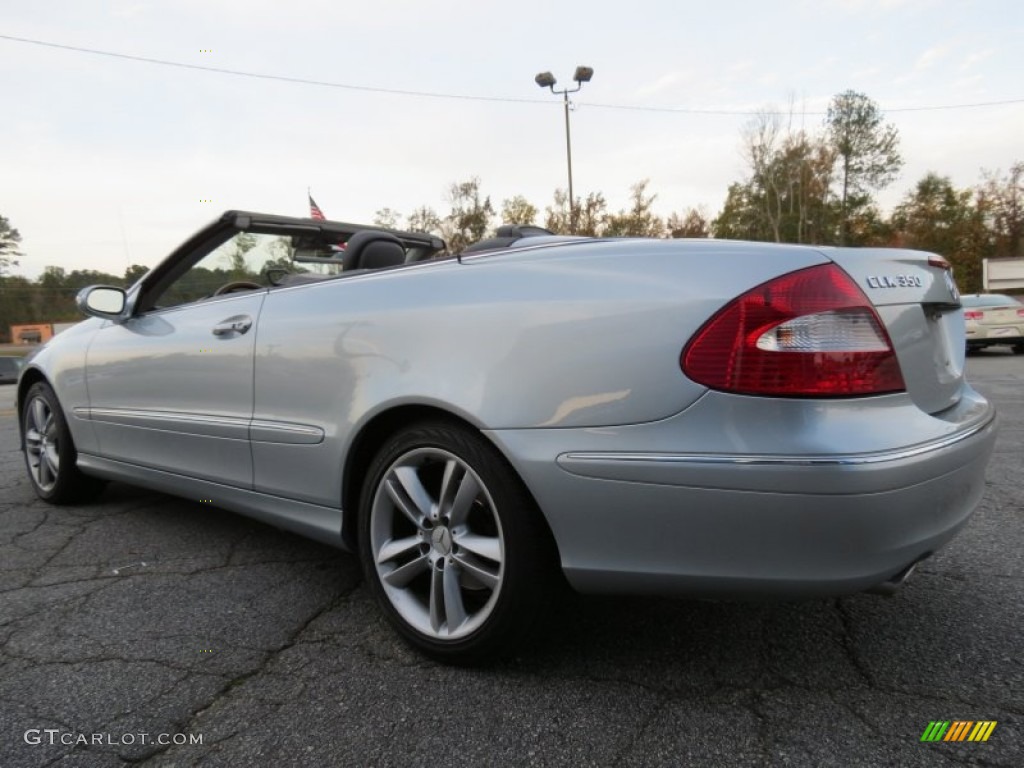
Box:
544;188;573;234
406;206;442;236
575;192;608;237
712;182;765;240
441;178;495;252
979;161;1024;259
717;105;840;245
826;90;903;244
0;214;22;275
0;275;36;342
667;207;711;238
500;195;538;226
373;207;402;229
604;180;664;237
545;189;609;236
268;237;295;264
124;264;149;285
742;111;786;242
844;204;893;247
785;135;837;244
891;173;990;292
216;232;259;277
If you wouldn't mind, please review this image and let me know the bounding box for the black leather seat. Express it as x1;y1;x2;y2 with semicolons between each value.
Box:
342;231;407;271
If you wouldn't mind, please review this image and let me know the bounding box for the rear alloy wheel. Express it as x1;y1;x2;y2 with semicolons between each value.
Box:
22;381;105;504
359;422;551;663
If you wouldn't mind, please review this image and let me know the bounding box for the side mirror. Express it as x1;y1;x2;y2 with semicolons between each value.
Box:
76;285;126;319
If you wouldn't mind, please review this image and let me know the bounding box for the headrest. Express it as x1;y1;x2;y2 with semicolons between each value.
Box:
342;230;407;271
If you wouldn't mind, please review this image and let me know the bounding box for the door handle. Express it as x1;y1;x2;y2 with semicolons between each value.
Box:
212;315;253;336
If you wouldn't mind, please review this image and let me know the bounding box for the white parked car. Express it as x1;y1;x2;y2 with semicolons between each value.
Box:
962;293;1024;353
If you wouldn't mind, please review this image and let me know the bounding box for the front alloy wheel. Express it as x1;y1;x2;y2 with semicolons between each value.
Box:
22;381;105;504
359;422;552;662
24;392;60;493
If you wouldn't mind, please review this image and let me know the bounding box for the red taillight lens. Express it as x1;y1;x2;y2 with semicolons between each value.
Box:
964;310;984;320
1017;308;1024;318
682;264;906;397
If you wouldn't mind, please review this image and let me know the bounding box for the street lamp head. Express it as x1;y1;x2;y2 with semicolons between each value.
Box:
534;71;556;89
573;66;594;83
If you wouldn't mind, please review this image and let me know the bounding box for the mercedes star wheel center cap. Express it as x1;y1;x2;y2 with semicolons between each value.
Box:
431;526;453;556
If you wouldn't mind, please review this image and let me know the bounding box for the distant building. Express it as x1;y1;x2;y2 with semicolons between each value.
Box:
8;322;79;345
983;258;1024;291
11;323;53;345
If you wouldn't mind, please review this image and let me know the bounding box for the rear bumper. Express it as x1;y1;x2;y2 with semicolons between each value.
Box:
487;391;998;598
967;337;1023;348
966;326;1024;347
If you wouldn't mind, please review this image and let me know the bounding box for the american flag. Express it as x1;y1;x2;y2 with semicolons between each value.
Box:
309;194;325;220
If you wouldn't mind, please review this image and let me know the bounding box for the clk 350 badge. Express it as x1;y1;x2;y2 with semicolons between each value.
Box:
866;275;924;288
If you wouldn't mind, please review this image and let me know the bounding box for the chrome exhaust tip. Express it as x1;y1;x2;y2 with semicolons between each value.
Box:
868;559;923;596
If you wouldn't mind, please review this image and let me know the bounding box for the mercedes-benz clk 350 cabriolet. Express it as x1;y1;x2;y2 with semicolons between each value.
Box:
17;211;997;662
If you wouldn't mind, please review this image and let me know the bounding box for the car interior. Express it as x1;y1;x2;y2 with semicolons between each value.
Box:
135;212;560;312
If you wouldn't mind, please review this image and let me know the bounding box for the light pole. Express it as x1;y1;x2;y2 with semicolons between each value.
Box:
535;66;594;233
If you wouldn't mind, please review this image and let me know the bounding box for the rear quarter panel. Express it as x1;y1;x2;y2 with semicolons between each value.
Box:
251;239;830;505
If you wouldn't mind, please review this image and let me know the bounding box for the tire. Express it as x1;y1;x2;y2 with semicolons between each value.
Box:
358;421;553;663
1012;344;1024;355
22;381;106;504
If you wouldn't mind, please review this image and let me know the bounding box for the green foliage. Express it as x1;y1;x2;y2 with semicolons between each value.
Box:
826;90;903;244
268;236;295;264
543;188;573;234
712;182;766;240
544;189;610;236
159;266;234;306
575;192;609;237
843;204;894;247
980;162;1024;259
0;214;22;275
500;195;538;226
441;177;495;253
0;275;35;342
667;207;711;238
123;264;149;285
604;180;664;237
0;264;128;342
714;93;903;247
224;232;258;277
891;173;990;292
406;206;442;236
1;117;1016;334
719;111;839;243
373;207;402;229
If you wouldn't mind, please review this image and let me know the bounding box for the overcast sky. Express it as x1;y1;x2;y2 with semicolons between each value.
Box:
2;0;1022;279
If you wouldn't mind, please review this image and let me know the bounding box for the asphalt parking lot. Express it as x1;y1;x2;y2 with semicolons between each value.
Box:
1;352;1021;767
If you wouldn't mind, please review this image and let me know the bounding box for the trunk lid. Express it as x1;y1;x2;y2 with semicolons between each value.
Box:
824;248;965;415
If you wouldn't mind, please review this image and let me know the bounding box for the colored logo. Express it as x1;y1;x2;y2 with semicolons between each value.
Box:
920;721;997;742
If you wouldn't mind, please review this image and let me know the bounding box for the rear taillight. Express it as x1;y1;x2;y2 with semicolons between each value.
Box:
964;310;984;320
1017;309;1024;318
682;263;906;397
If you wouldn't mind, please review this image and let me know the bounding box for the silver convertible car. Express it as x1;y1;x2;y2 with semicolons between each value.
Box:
17;211;997;662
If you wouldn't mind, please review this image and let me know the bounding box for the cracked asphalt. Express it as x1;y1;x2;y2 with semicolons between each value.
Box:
1;353;1021;767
